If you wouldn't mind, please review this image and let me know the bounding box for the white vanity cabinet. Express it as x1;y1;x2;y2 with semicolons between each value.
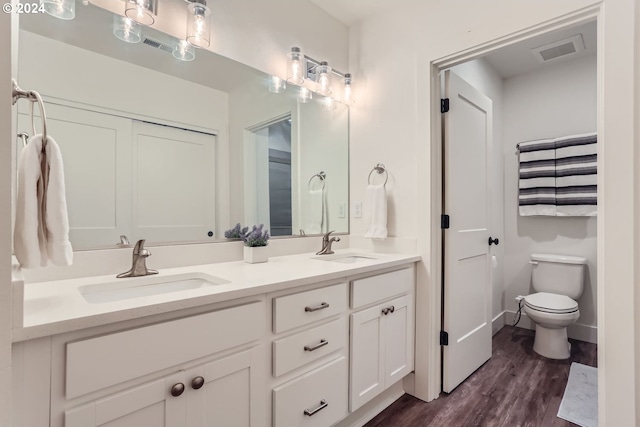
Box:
53;300;266;427
349;268;415;412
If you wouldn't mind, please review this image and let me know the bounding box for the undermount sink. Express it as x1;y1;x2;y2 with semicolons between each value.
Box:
79;272;229;304
312;253;379;263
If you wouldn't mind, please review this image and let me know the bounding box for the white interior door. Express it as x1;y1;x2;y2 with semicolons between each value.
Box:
442;70;493;392
132;121;216;242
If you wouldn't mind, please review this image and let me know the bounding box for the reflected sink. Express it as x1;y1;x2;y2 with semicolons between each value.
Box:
312;253;379;263
79;272;229;304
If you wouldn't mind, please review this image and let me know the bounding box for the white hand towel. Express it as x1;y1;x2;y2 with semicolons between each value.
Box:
14;135;73;268
306;189;324;234
364;184;387;239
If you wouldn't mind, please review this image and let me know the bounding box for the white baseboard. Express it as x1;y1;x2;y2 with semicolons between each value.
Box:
334;381;405;427
503;310;597;344
492;311;506;336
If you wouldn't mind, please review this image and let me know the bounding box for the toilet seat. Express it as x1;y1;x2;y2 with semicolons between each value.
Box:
524;292;578;314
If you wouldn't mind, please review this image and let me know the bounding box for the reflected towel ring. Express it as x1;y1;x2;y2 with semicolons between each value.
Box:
368;163;388;186
12;79;48;151
308;171;326;191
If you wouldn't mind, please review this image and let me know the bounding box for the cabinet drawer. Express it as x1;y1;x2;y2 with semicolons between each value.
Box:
273;356;348;427
351;267;414;308
273;283;348;333
273;318;347;377
66;301;264;399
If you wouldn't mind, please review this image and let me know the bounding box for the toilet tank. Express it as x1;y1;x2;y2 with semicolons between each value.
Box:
530;253;586;300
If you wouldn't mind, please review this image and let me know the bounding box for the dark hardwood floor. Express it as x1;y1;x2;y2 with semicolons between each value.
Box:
365;326;597;427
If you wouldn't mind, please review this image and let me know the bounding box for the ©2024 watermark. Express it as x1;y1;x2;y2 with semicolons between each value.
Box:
3;2;46;13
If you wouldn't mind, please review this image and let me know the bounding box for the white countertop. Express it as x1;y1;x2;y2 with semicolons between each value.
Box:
15;249;420;342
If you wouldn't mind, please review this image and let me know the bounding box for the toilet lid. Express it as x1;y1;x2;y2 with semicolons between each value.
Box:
524;292;578;314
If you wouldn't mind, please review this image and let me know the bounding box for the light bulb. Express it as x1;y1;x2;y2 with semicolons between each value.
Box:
315;62;332;96
322;97;337;111
298;87;312;103
113;15;142;43
287;47;305;85
343;73;353;104
173;40;196;61
186;1;211;48
125;0;156;25
40;0;75;19
268;76;286;93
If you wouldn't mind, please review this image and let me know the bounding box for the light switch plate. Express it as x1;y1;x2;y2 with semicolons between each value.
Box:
338;203;346;218
353;201;362;218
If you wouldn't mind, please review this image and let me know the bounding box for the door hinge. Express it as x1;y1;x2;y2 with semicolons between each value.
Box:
441;214;450;229
441;98;450;113
440;331;449;346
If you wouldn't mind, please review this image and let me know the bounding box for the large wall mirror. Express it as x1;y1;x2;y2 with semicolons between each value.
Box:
16;4;349;250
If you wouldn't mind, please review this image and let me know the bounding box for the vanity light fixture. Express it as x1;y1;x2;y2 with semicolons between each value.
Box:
298;87;312;103
287;47;305;85
113;15;142;43
40;0;75;20
268;76;286;93
321;96;337;111
186;0;211;48
315;62;332;96
173;39;196;61
125;0;157;25
342;73;353;104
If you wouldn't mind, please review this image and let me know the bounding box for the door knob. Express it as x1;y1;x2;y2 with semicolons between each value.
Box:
488;237;499;246
170;382;185;397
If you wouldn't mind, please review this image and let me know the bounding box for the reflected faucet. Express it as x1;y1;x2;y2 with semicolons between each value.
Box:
316;231;341;255
117;239;158;278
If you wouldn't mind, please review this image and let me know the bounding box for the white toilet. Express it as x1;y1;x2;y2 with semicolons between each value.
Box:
523;253;586;359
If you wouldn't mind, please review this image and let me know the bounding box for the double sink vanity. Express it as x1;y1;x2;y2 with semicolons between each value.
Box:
12;247;419;427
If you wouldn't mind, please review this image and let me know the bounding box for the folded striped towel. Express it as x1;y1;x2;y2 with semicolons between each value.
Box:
555;133;597;216
518;138;557;216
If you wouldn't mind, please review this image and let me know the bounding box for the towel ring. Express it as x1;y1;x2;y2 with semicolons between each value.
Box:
17;132;29;148
368;163;388;186
308;171;326;191
12;79;48;151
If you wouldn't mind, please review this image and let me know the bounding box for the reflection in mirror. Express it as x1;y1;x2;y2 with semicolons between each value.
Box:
16;4;349;250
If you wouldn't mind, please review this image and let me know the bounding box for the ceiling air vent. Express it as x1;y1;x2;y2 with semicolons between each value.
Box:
142;36;173;54
531;34;585;63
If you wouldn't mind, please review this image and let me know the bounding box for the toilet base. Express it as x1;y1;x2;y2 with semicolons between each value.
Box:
533;325;571;359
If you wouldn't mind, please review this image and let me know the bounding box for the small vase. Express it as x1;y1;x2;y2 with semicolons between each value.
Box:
244;246;268;264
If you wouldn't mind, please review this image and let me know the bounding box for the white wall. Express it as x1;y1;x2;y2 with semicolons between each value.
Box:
502;54;597;335
450;59;505;324
349;1;638;424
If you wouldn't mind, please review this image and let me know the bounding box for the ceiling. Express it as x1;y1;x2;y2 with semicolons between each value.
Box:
482;20;597;79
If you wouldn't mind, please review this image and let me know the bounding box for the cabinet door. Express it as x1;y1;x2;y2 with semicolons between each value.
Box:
65;372;186;427
383;294;414;386
349;304;384;412
186;347;265;427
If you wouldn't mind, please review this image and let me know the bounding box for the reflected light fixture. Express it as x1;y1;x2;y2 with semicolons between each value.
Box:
40;0;75;20
322;97;337;111
315;61;332;96
125;0;157;25
343;73;353;104
186;0;211;48
298;87;312;103
268;76;286;93
287;47;305;85
173;39;196;61
113;15;142;43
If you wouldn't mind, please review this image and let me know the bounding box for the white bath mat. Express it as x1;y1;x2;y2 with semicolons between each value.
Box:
558;362;598;427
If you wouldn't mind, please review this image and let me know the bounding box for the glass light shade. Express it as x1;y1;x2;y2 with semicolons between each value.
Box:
113;16;142;44
298;87;312;103
173;40;196;61
315;62;332;96
322;97;337;111
40;0;75;20
125;0;156;26
268;76;286;93
343;73;354;104
186;1;211;48
287;47;305;85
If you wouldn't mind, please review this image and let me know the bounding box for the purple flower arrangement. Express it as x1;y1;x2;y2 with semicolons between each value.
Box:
224;223;248;239
241;224;270;247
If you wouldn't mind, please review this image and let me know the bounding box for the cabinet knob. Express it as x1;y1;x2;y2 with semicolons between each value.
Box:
170;382;185;397
191;376;205;390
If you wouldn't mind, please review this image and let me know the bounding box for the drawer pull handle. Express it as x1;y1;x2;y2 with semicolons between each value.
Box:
304;399;328;416
304;339;328;352
191;376;205;390
170;382;185;397
305;302;329;312
382;305;395;315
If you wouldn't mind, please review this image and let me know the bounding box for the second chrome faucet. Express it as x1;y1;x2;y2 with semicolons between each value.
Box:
316;231;341;255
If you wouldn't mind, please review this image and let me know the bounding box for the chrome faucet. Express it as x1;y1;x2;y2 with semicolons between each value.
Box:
316;231;341;255
117;239;158;278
